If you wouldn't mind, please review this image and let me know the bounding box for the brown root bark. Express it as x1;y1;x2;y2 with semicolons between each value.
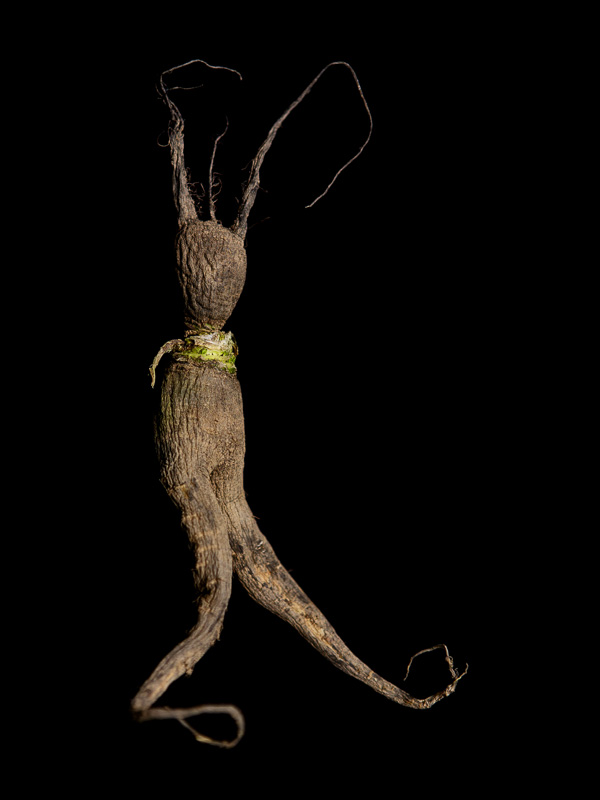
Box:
131;362;244;747
223;496;467;711
132;60;467;748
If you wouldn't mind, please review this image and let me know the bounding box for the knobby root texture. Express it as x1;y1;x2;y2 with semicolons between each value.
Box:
131;60;467;748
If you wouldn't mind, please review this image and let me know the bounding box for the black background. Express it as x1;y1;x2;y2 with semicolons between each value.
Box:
32;9;560;795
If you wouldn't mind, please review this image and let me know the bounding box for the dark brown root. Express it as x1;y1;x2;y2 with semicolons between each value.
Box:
137;61;466;749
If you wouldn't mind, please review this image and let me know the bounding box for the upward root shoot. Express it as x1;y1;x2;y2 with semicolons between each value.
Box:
232;60;373;238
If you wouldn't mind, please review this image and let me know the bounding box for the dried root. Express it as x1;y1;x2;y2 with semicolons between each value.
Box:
132;60;467;747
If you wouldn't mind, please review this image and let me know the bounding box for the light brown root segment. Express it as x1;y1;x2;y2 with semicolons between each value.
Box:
131;480;244;748
135;705;245;749
225;498;467;711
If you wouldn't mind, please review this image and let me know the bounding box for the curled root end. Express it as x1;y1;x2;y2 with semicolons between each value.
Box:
135;704;245;748
403;644;468;709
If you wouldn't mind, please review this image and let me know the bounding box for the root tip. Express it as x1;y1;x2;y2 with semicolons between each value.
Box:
133;703;245;748
402;644;468;709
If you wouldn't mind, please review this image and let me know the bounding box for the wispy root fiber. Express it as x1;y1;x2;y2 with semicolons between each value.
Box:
136;705;245;749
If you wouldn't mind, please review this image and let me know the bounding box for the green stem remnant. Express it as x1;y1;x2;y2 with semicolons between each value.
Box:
150;330;238;388
132;60;467;749
182;331;238;373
